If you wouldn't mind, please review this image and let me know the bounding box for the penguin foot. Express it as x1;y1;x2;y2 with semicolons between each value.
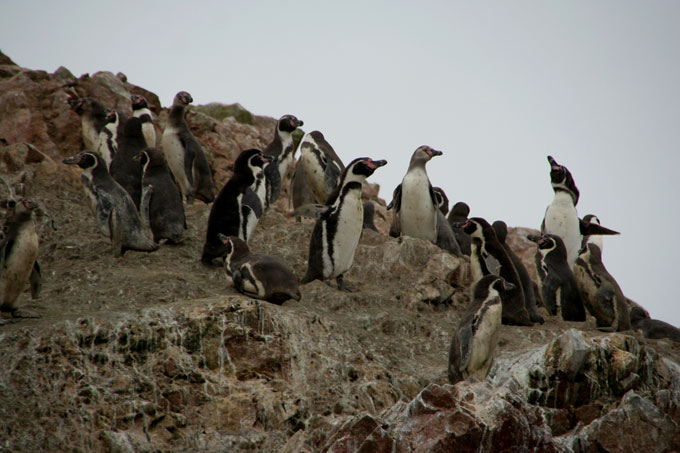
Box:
0;318;19;326
336;276;357;292
11;309;41;319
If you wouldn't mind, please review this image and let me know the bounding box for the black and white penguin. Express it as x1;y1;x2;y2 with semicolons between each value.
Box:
629;307;680;342
263;114;304;208
218;234;301;304
448;275;512;384
95;109;120;169
131;94;156;149
433;187;449;216
462;218;533;326
201;149;271;265
63;151;158;256
580;214;605;251
0;197;41;324
68;97;110;151
241;154;275;241
302;157;387;291
109;116;146;208
574;242;631;331
362;201;379;232
299;130;344;204
528;233;586;322
388;146;461;256
447;201;472;256
161;91;215;204
492;220;544;324
542;156;619;268
139;147;186;244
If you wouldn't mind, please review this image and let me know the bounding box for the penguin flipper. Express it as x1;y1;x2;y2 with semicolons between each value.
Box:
179;131;197;189
386;184;402;211
457;321;474;372
302;220;325;283
447;328;464;384
30;261;42;299
140;184;153;229
483;253;501;276
95;189;115;238
435;211;462;256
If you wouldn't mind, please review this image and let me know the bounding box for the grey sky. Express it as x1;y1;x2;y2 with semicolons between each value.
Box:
2;1;679;325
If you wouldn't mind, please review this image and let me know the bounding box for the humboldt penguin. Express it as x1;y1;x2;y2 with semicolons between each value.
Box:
448;201;472;256
241;155;274;241
68;97;109;151
201;149;271;265
139;147;186;244
574;242;630;331
0;197;41;324
95;109;120;169
161;91;215;204
263;114;304;208
448;275;512;384
462;218;533;326
388;146;461;256
131;94;156;148
528;233;585;322
302;157;387;291
629;307;680;342
109;116;147;208
299;130;344;204
581;214;605;251
492;220;544;324
218;234;301;304
542;156;619;268
63;151;158;256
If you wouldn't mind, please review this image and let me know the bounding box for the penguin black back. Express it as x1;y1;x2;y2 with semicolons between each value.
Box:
110;117;146;208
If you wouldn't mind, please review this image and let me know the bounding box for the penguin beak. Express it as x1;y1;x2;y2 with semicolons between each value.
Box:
547;155;558;167
503;280;516;292
429;149;443;157
63;155;81;165
367;159;387;169
451;221;466;229
526;234;541;244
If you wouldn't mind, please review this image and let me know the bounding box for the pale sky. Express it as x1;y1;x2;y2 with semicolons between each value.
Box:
2;1;679;326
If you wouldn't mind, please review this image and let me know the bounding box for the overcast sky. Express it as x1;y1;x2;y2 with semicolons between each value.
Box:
2;1;679;326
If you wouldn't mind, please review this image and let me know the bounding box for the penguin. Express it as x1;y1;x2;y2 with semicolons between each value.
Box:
63;151;158;256
447;201;472;256
433;187;449;216
201;149;271;265
95;109;120;169
0;197;41;324
161;91;215;204
542;155;619;268
68;97;110;151
469;237;492;284
629;307;680;342
302;157;387;291
131;94;156;149
388;146;461;256
492;220;544;324
218;234;301;304
241;154;275;242
263;114;304;208
299;130;344;204
462;218;533;326
139;147;186;244
290;157;318;218
362;201;379;233
580;214;604;251
528;233;586;322
448;275;512;384
109;116;147;208
574;242;631;331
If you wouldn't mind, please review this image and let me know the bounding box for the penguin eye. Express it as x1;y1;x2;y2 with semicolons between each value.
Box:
8;200;16;209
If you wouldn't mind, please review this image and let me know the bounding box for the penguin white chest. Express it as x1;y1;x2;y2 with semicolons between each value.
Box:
82;120;100;151
544;192;580;268
161;127;190;195
400;170;437;242
467;301;502;379
1;225;39;306
326;190;363;278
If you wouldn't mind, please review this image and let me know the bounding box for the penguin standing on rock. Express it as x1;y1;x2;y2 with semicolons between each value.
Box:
448;202;472;256
448;275;511;384
139;148;186;244
95;109;120;169
161;91;215;204
68;97;110;151
263;114;304;208
218;234;301;304
201;149;272;265
299;130;344;204
542;156;619;268
461;218;533;326
302;157;387;291
63;151;158;256
109;116;146;208
574;243;630;331
0;196;41;324
528;233;585;322
131;94;156;149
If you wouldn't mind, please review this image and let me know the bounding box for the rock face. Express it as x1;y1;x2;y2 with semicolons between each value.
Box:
1;51;679;452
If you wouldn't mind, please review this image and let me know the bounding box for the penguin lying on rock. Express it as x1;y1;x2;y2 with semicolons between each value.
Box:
629;307;680;342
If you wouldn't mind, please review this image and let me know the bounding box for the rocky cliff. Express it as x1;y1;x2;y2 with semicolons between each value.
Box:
1;51;678;452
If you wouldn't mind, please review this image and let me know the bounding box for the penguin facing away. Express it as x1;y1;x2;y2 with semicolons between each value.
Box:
528;233;586;322
63;151;158;256
131;94;156;149
299;130;345;205
68;97;110;151
139;148;186;244
109;116;147;209
218;234;301;304
448;201;472;256
263;114;304;208
0;197;41;323
448;275;512;384
492;220;544;324
629;307;680;342
201;149;271;265
574;242;631;331
462;217;533;326
302;157;387;291
161;91;215;204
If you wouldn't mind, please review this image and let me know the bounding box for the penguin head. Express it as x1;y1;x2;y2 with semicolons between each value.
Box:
462;217;492;240
346;157;387;181
63;151;102;170
68;97;86;114
578;242;602;262
410;145;443;166
139;148;164;171
278;114;303;133
235;149;270;178
547;155;580;205
449;201;470;224
173;91;193;106
433;187;449;215
629;306;650;325
218;234;250;264
474;275;514;303
131;94;148;110
492;220;508;244
528;233;566;259
104;109;118;124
